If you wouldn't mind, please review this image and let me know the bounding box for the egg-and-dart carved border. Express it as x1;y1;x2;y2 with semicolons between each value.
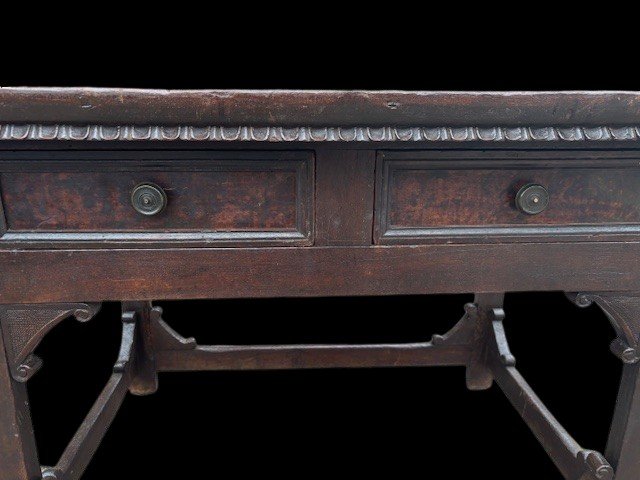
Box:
2;124;640;142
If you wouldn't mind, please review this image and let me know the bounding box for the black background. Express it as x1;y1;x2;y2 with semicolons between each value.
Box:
1;37;633;479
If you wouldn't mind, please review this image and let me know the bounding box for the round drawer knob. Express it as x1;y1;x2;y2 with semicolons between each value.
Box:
515;184;549;215
131;183;167;216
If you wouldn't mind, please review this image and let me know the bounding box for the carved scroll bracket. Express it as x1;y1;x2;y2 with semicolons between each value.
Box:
114;312;136;373
567;293;640;364
490;308;515;367
0;303;101;382
149;306;196;352
40;309;137;480
430;302;478;347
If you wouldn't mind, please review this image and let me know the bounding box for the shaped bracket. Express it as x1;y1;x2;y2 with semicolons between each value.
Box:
0;303;101;382
567;292;640;364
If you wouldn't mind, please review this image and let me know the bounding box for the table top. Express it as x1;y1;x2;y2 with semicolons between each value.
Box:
1;88;640;127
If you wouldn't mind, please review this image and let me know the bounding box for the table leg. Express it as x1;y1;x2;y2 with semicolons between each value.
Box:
570;292;640;480
466;293;504;390
607;361;640;480
0;324;40;480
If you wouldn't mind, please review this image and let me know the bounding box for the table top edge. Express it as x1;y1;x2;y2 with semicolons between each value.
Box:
2;88;640;127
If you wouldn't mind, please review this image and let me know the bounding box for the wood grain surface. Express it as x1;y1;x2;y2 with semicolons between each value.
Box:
2;88;640;126
315;149;375;245
2;170;298;231
0;242;638;303
384;166;640;227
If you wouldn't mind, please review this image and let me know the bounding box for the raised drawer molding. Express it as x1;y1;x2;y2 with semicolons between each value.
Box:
375;151;640;244
0;151;314;247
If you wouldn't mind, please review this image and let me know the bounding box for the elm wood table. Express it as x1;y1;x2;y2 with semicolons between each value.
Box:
2;89;640;480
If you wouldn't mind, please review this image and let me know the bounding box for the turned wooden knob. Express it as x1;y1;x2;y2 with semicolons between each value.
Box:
515;183;549;215
131;183;167;216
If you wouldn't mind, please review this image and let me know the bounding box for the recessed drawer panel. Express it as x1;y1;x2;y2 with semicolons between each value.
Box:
375;152;640;244
0;152;313;247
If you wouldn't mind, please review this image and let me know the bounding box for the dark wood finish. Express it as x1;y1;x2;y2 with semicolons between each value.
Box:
2;171;296;231
607;362;640;480
487;309;613;480
386;166;640;226
0;321;40;480
315;149;375;245
2;88;640;127
156;343;467;371
3;170;296;231
41;311;136;480
0;153;314;246
122;301;158;396
567;294;640;480
3;89;640;479
376;154;640;243
0;181;6;237
147;304;473;371
1;242;640;304
0;304;100;381
465;293;504;390
569;293;640;363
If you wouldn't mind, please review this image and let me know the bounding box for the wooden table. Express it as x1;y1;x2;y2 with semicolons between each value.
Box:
1;88;640;480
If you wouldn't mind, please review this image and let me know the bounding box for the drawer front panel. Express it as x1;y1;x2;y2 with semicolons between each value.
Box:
0;152;313;246
375;152;640;243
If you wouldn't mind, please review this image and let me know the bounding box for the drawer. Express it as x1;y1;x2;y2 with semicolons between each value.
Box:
0;151;314;247
375;151;640;244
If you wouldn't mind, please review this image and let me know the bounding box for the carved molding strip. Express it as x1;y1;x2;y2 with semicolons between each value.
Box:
2;124;640;142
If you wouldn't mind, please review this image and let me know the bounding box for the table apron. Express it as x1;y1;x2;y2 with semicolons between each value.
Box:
0;242;637;303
